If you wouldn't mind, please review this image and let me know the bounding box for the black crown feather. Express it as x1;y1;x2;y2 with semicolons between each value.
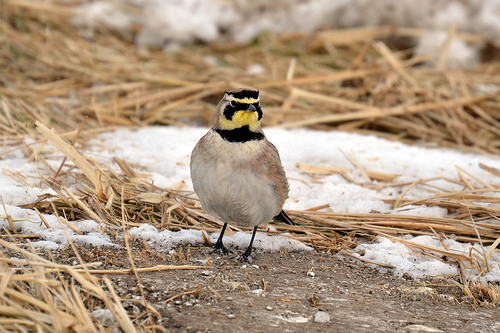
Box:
225;89;259;100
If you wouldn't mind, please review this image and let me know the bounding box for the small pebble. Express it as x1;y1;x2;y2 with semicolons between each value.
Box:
250;289;265;297
308;271;315;277
201;270;213;276
91;309;116;327
314;311;331;323
266;306;273;311
405;324;443;332
227;314;236;319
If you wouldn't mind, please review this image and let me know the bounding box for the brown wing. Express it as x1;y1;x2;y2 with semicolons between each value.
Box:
263;139;289;207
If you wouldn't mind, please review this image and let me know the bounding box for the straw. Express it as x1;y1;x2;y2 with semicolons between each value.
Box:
0;2;499;329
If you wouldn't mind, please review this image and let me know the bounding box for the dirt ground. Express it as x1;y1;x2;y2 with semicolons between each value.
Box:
46;236;499;333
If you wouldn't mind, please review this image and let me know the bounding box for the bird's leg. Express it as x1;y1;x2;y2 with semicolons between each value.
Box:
212;222;229;254
233;226;258;262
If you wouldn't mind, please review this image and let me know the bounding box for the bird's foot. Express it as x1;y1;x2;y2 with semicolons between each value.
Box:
231;250;253;263
202;243;231;256
212;244;231;255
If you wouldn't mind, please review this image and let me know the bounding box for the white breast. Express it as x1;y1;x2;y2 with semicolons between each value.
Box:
190;130;281;227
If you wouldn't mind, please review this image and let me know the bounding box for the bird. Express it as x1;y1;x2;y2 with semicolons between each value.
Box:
190;88;294;261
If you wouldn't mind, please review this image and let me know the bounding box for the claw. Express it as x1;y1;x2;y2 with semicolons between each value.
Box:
202;242;231;256
231;227;256;263
231;252;253;263
212;244;230;255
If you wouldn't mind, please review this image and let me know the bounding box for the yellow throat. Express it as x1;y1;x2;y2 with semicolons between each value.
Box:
219;110;261;131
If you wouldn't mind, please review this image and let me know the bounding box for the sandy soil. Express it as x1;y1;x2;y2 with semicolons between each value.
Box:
49;237;499;333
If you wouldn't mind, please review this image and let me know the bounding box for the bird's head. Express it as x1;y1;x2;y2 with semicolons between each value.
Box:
215;88;263;132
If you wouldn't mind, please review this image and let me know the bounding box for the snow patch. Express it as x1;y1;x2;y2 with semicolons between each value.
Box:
356;236;500;282
70;0;500;67
129;224;313;252
2;126;499;280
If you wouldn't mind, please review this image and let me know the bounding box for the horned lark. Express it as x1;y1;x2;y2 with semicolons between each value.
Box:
190;88;294;261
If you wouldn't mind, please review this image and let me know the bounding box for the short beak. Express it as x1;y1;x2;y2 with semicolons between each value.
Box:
246;104;257;112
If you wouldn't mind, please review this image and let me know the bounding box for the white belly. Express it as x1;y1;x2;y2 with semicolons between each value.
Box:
190;131;281;227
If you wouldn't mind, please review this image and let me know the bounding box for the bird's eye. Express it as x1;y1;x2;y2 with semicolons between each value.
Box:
229;101;235;107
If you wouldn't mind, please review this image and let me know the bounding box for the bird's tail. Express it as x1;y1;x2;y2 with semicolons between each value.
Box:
274;210;296;225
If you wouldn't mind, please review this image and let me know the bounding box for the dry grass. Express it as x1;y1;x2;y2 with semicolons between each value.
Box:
1;0;500;330
2;1;500;154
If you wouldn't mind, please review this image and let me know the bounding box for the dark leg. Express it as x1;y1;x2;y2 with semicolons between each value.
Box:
212;222;229;254
233;226;258;262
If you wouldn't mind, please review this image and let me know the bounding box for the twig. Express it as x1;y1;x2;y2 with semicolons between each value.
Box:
437;22;458;71
164;286;204;304
340;249;395;268
53;116;87;179
0;196;16;234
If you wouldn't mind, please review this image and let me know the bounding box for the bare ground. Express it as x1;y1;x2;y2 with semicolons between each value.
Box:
45;235;499;333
